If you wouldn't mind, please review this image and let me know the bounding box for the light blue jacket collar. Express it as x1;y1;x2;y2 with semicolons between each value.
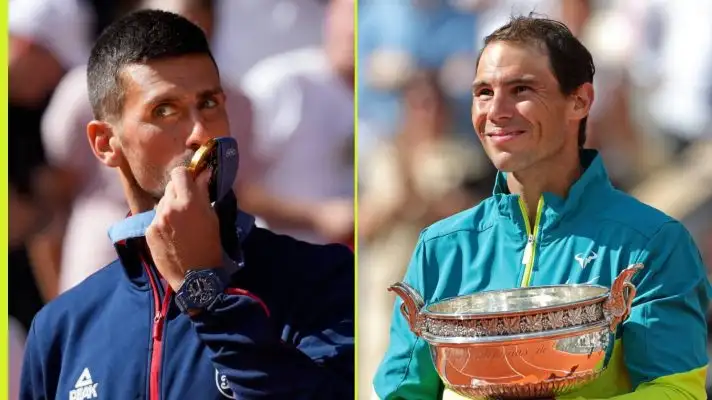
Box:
107;208;255;244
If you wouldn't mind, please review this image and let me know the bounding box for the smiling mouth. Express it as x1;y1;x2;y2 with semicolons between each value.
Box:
486;130;525;137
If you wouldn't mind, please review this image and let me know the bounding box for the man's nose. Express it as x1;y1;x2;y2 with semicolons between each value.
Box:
487;92;514;124
185;113;215;149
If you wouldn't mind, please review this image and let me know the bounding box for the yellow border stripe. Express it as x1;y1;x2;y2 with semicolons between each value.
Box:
1;1;10;398
353;0;360;399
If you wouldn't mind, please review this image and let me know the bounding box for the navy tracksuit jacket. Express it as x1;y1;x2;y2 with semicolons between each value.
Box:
20;198;354;399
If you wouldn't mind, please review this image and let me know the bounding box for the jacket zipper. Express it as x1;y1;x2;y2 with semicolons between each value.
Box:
518;196;544;287
144;262;173;400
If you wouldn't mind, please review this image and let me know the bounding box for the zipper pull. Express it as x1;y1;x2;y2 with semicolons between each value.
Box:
522;235;534;264
153;312;164;340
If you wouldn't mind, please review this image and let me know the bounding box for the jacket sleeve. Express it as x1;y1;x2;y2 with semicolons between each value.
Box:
189;245;354;399
20;319;47;400
373;234;445;400
563;221;711;400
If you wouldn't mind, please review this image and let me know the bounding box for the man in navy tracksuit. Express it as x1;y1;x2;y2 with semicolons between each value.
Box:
20;9;354;400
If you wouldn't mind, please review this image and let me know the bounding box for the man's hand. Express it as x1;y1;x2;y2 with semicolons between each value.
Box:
146;166;223;291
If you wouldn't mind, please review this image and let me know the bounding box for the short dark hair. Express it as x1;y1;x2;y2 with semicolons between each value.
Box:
478;15;595;147
87;9;217;121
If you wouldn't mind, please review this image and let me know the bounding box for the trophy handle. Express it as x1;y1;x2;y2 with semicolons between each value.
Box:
603;264;643;332
388;282;426;336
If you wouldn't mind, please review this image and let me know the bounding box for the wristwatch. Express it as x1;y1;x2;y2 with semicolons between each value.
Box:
175;269;230;314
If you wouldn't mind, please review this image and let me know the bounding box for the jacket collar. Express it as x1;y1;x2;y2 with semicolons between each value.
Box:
108;191;256;289
107;208;255;244
492;149;613;234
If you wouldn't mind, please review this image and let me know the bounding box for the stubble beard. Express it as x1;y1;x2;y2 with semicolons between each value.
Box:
127;151;195;203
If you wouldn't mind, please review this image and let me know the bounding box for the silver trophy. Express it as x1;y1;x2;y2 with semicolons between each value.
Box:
389;264;643;399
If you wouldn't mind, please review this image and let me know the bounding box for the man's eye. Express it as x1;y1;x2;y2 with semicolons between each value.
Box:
153;104;177;118
514;86;531;94
475;88;494;98
200;98;218;109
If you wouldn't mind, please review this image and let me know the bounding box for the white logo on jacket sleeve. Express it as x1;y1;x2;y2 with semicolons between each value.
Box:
215;369;236;399
69;368;98;400
574;251;598;268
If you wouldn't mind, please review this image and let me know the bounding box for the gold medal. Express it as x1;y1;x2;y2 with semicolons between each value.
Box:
187;138;219;179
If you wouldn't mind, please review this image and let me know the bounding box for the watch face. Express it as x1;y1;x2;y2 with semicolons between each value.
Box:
186;275;219;307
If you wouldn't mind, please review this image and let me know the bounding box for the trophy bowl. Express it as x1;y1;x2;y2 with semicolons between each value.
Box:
389;264;643;399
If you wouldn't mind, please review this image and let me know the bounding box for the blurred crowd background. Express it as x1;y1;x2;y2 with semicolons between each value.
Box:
8;0;354;397
356;0;712;398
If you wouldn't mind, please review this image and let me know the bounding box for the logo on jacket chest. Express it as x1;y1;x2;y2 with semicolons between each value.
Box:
215;369;236;399
574;251;598;269
565;248;604;285
69;368;98;400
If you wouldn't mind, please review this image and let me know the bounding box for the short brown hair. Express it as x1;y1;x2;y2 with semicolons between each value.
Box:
478;15;595;147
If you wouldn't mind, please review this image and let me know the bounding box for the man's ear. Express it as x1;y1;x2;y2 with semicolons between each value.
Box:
87;120;123;168
570;82;594;121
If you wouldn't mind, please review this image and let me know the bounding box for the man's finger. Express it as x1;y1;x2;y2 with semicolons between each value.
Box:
170;166;193;199
164;180;177;200
195;167;212;199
